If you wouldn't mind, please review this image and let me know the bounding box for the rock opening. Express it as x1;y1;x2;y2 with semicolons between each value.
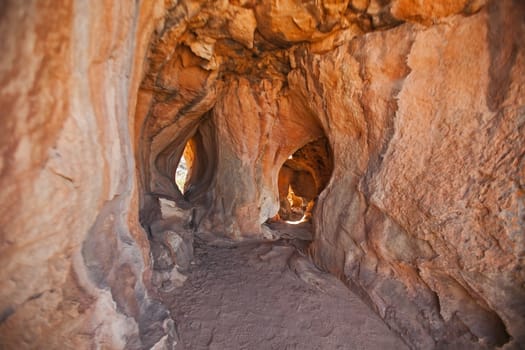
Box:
276;137;334;223
175;141;191;195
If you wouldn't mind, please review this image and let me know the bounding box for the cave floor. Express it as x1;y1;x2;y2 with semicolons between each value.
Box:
161;233;408;350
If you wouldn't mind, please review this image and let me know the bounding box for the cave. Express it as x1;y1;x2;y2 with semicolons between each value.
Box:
172;122;216;204
276;137;333;223
1;1;524;349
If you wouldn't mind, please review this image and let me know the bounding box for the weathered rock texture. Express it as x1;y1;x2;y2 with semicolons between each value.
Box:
0;0;176;348
138;0;525;348
1;0;524;349
303;3;525;346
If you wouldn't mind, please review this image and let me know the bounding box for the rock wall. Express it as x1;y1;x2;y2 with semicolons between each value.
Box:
137;1;524;348
1;0;524;349
0;0;177;348
296;2;525;347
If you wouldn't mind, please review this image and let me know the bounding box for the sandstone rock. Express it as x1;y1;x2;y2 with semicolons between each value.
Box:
390;0;485;24
139;0;523;347
294;1;524;347
2;0;524;349
0;0;176;348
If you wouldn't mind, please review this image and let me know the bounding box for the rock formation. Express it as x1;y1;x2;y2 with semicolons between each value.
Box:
1;0;524;349
0;1;176;348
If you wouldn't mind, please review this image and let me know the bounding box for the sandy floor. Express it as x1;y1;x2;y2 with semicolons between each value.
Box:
162;234;408;350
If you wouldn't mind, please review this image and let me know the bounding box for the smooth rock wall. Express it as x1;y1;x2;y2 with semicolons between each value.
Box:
0;0;176;348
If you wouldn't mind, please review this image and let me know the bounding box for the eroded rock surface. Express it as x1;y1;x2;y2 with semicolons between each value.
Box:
137;0;524;348
0;0;176;348
1;0;524;349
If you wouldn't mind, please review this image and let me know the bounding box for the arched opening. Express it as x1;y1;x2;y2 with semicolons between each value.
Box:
178;118;217;204
275;136;334;224
175;140;193;195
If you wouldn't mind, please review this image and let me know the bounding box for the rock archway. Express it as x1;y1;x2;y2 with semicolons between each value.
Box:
277;137;333;222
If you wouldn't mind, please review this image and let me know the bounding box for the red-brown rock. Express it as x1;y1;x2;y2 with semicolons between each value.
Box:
1;0;524;348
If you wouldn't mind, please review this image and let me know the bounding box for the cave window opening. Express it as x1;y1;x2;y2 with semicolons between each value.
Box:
175;140;193;195
284;185;314;224
275;137;333;225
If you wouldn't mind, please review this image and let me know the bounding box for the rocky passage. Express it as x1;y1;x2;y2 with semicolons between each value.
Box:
1;1;524;349
163;235;407;350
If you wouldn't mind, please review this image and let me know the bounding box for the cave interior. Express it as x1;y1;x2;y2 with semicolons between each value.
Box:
0;0;524;349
